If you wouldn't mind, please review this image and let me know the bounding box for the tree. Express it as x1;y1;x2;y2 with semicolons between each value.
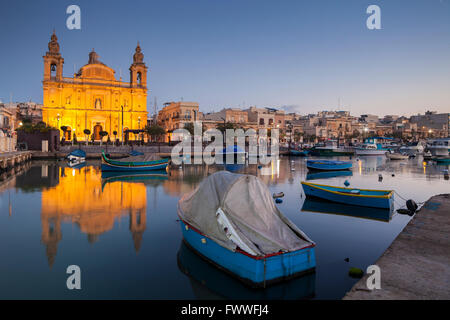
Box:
184;122;195;135
99;131;108;146
83;129;91;146
60;126;68;144
145;124;165;142
216;121;237;133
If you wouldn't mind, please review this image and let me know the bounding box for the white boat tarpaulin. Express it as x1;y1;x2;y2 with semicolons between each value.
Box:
178;171;314;256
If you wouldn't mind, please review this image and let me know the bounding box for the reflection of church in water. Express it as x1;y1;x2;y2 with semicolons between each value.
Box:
40;166;147;267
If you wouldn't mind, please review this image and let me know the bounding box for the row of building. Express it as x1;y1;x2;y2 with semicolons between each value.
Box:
1;31;448;146
155;101;450;143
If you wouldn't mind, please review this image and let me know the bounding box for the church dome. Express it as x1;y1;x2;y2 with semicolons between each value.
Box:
77;49;116;81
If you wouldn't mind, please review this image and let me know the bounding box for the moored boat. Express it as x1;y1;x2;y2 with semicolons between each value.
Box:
431;156;450;164
426;138;450;157
309;140;354;156
306;159;352;171
301;181;394;209
355;137;393;156
66;149;86;162
289;149;309;156
101;152;170;172
385;151;409;160
178;171;316;288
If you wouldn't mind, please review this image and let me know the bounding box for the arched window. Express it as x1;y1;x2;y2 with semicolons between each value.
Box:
50;63;57;78
137;72;142;85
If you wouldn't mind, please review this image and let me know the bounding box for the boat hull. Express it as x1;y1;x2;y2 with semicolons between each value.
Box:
355;149;388;156
309;149;354;156
101;152;169;172
306;160;352;171
301;182;393;209
289;149;309;156
101;162;168;172
179;220;316;288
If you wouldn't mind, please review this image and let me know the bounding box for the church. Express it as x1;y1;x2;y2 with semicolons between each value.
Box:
42;31;148;142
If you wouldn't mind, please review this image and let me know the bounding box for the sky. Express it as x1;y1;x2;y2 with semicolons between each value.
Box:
0;0;449;117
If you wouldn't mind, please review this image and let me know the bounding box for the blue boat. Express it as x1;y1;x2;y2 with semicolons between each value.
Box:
306;159;352;171
306;170;353;181
101;152;170;172
289;149;309;156
177;241;316;299
301;181;394;209
66;149;86;161
178;171;316;288
301;198;392;222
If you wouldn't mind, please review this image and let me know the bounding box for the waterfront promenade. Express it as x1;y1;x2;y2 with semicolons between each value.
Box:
0;151;32;171
344;194;450;300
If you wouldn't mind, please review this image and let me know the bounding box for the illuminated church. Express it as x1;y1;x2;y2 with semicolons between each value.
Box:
42;31;148;141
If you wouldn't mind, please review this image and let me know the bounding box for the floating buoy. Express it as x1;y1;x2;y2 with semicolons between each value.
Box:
344;258;350;262
348;267;364;278
406;199;418;213
392;173;395;177
275;198;283;204
344;180;350;187
273;192;285;199
378;174;383;181
291;168;295;171
397;208;412;215
257;165;262;169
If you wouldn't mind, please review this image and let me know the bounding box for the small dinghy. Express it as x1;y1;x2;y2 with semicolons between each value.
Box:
301;181;394;209
66;149;86;162
101;152;170;172
385;151;409;160
306;159;352;171
178;171;316;288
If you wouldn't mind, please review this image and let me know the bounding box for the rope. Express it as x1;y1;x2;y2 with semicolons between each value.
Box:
394;190;426;205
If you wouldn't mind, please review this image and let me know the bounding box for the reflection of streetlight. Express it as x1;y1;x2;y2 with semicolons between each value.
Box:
19;122;23;127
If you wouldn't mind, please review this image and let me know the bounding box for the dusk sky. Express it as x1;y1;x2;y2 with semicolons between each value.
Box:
0;0;449;116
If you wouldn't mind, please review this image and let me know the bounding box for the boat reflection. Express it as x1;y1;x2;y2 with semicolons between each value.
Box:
177;241;316;300
306;170;353;180
301;198;392;222
101;170;168;189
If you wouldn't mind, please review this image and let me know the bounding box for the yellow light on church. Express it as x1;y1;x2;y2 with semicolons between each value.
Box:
41;32;148;142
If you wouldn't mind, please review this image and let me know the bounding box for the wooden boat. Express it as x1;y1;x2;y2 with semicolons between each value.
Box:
101;152;170;172
301;181;394;209
301;198;392;222
177;241;315;299
66;149;86;162
385;152;409;160
306;159;352;171
309;140;354;156
289;149;309;156
432;156;450;164
178;171;316;288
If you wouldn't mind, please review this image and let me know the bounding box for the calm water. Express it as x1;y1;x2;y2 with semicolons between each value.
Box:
0;156;448;299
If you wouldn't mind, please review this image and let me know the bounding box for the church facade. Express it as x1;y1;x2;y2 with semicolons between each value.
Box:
42;32;148;142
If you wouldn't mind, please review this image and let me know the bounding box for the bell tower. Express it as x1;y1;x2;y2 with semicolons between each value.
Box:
43;31;64;81
129;42;148;88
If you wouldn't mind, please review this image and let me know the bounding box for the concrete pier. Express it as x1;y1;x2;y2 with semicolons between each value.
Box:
344;194;450;300
0;151;32;171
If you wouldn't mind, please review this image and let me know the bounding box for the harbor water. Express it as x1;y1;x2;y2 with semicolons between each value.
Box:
0;156;448;299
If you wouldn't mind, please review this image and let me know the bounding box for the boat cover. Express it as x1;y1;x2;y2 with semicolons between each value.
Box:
178;171;314;256
68;149;86;158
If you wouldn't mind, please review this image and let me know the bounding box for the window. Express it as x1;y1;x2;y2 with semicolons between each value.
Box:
259;118;265;125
